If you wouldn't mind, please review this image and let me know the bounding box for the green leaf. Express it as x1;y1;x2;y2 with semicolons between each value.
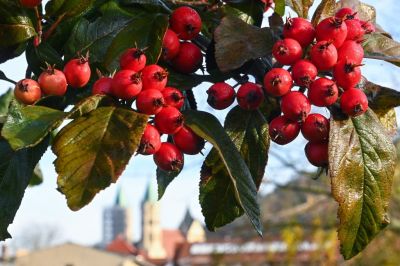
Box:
363;33;400;67
0;136;49;240
286;0;314;19
157;168;181;200
0;89;13;116
329;109;396;260
29;164;44;187
184;110;262;236
311;0;336;26
45;0;95;18
274;0;286;16
1;102;68;150
25;42;64;77
214;16;274;72
225;0;265;26
52;107;148;211
68;94;116;119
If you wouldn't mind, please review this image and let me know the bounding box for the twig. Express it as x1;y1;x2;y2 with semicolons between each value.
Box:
42;13;66;41
0;70;17;85
33;6;43;46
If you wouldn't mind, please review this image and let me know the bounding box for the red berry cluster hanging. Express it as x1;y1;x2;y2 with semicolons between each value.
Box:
265;7;374;167
162;6;203;74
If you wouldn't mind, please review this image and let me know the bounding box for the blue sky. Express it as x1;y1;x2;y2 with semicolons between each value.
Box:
0;0;399;248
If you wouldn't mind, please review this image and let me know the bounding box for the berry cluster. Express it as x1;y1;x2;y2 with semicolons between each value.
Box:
162;6;203;74
265;7;374;167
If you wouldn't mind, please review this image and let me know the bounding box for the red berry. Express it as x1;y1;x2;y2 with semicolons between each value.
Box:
310;41;338;71
340;88;368;117
361;20;375;34
283;17;315;47
281;92;311;122
272;38;303;65
237;82;264;110
335;7;359;20
63;57;91;88
301;114;330;142
170;6;202;40
308;78;339;107
20;0;41;8
38;66;67;96
291;60;317;87
136;89;165;115
141;65;168;91
138;124;161;155
316;17;348;48
206;82;236;110
263;68;293;96
162;29;181;61
162;87;184;109
14;79;41;105
111;70;142;100
172;42;203;74
154;106;184;135
92;77;113;95
305;142;328;167
269;116;300;145
119;48;146;72
345;19;364;41
154;143;184;172
173;126;205;155
333;59;362;89
338;40;364;64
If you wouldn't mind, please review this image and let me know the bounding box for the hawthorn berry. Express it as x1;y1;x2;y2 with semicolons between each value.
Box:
305;142;329;167
162;87;184;109
20;0;41;8
283;17;315;47
237;82;264;110
264;68;293;96
335;7;359;20
154;106;184;134
308;78;339;107
269;116;301;145
333;59;362;89
338;40;364;64
120;48;146;72
38;66;67;96
272;38;303;65
291;60;317;87
136;89;165;115
172;42;203;74
361;21;376;34
141;65;168;91
111;70;142;100
173;126;205;155
281;91;311;122
138;124;161;155
92;77;113;95
14;79;42;105
206;82;236;110
310;41;338;71
316;17;348;48
170;6;202;40
63;55;91;88
345;19;364;41
340;88;368;117
162;29;181;61
301;114;330;143
154;143;184;172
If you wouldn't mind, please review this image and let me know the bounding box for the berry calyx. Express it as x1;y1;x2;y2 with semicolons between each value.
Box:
154;106;184;135
281;91;311;122
301;114;330;143
269;116;301;145
120;48;147;72
173;126;205;155
340;88;368;117
272;38;303;65
170;6;202;40
308;78;339;107
63;54;91;88
171;42;203;74
283;17;316;47
136;89;165;115
92;77;113;95
305;142;328;167
20;0;41;8
138;124;161;155
316;17;348;48
264;68;293;96
291;60;317;87
333;59;362;89
38;65;67;96
162;29;181;61
236;82;264;110
111;70;142;100
310;40;338;71
14;79;42;105
154;143;184;172
162;87;185;109
338;40;364;64
141;65;168;91
206;82;236;110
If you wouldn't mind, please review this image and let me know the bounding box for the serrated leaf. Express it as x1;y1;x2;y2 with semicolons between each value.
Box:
363;33;400;67
286;0;314;19
184;110;262;235
157;168;181;200
68;94;116;119
53;107;148;211
29;164;44;187
45;0;95;18
25;42;64;77
0;89;13;116
329;109;396;260
311;0;336;26
214;16;274;72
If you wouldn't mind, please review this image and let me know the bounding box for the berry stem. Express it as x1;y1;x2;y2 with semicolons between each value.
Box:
34;6;42;46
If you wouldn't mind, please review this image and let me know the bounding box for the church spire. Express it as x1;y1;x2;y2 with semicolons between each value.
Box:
143;178;158;203
115;185;128;207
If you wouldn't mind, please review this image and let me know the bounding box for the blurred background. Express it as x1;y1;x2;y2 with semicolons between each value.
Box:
1;0;400;265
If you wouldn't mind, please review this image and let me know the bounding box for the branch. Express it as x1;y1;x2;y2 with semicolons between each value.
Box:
0;70;16;85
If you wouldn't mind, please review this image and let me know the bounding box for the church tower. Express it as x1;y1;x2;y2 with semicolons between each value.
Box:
141;180;167;259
